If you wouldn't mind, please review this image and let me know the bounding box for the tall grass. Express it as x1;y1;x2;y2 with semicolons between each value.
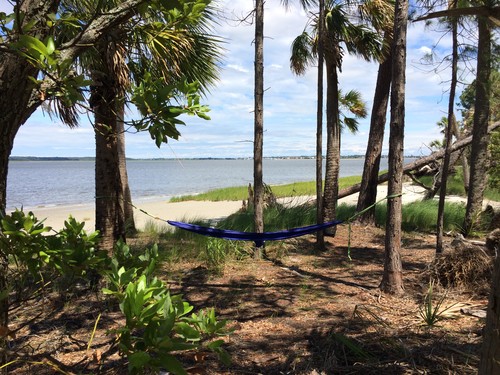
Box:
214;199;466;234
217;202;318;232
153;199;469;264
170;176;362;202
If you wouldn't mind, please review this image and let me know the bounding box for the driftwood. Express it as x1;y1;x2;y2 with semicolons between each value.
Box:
338;121;500;199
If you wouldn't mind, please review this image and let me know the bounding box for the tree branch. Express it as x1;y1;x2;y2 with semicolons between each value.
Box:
414;6;500;27
339;121;500;199
58;0;148;62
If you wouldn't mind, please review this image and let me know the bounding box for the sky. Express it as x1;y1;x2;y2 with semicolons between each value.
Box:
4;0;466;159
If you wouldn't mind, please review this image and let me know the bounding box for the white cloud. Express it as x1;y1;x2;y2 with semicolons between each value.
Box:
11;0;469;159
419;46;432;55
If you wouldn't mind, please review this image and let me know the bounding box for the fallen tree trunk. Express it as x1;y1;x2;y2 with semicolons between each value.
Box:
339;121;500;199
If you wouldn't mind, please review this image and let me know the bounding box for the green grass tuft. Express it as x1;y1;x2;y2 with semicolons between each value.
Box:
170;176;362;203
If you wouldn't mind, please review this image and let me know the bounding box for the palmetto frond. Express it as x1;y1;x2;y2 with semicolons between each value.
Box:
128;2;222;96
339;89;368;133
290;31;316;75
357;0;395;33
281;0;317;10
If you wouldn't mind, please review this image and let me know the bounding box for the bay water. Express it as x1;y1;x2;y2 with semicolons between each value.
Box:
7;158;415;210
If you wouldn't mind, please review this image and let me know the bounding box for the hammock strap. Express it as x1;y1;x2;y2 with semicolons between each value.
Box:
167;219;343;248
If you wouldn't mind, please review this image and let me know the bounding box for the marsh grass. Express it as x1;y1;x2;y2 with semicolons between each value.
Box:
217;202;318;232
170;176;362;203
217;199;466;235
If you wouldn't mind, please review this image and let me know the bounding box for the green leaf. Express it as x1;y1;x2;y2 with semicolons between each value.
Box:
128;351;151;369
175;322;201;341
17;34;50;59
206;339;225;350
45;36;56;55
156;353;188;375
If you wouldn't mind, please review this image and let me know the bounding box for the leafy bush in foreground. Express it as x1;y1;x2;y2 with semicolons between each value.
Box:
104;244;231;374
0;210;230;374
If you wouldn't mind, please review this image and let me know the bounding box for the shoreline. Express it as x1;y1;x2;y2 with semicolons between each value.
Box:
15;183;435;232
11;182;498;233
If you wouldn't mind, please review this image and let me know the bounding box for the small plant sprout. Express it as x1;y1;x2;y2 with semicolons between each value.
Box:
418;280;458;327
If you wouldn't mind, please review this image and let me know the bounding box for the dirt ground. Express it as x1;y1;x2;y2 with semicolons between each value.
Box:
8;223;489;374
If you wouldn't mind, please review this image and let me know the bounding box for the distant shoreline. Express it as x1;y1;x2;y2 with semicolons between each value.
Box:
9;155;425;162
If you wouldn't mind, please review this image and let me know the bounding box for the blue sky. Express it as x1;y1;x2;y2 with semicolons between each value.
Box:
5;0;462;159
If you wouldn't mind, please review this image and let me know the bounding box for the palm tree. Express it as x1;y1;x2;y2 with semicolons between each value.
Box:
62;0;222;251
282;0;324;252
290;1;383;235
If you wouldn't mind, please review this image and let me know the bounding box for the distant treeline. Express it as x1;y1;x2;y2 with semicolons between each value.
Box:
9;155;423;162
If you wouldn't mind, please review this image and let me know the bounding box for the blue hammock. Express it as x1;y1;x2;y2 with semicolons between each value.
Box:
167;219;343;248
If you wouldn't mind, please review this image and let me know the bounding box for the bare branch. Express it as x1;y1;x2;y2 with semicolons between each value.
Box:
414;6;500;27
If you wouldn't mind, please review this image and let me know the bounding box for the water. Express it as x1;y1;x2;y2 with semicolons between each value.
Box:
7;158;414;210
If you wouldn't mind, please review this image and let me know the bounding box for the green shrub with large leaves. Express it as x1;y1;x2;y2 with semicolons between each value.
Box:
104;242;231;374
0;210;230;374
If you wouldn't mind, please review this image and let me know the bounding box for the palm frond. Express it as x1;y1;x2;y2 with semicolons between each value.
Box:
290;31;316;75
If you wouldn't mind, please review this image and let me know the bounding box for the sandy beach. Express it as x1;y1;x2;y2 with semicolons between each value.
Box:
23;183;442;232
24;182;500;232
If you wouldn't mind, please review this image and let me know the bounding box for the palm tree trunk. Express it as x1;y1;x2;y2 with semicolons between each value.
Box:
463;15;491;236
322;62;340;236
117;104;136;234
356;43;392;224
316;0;325;250
94;99;125;252
253;0;265;258
380;0;408;295
92;42;126;252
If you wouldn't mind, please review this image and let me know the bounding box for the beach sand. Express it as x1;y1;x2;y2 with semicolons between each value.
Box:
24;183;439;232
31;183;500;232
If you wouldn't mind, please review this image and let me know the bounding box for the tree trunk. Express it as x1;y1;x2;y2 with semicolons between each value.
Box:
380;0;408;295
0;1;60;365
253;0;265;258
463;15;491;236
117;104;136;234
451;119;470;192
437;9;458;254
0;252;8;367
356;43;392;224
92;42;126;253
423;145;462;200
315;0;325;250
322;61;340;237
479;243;500;374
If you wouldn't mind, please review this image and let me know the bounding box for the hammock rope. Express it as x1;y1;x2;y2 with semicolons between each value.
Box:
167;219;343;248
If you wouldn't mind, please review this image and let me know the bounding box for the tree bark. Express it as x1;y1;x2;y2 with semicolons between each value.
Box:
463;15;492;236
92;41;126;253
380;0;408;295
479;241;500;374
315;0;325;250
0;1;60;365
437;11;458;255
322;61;340;237
356;43;392;224
117;104;136;234
253;0;264;258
